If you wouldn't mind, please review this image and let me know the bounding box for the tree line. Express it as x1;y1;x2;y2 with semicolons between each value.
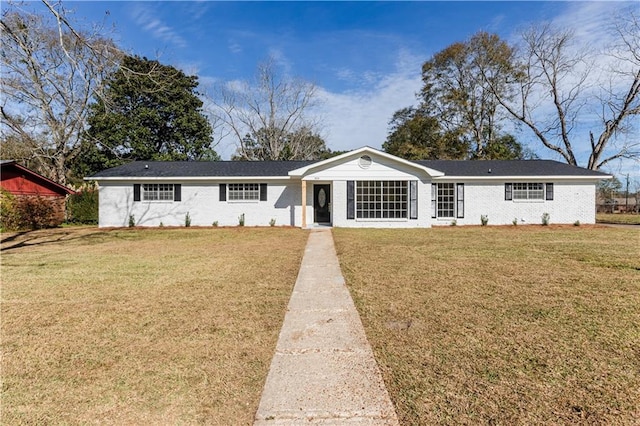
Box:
1;2;637;187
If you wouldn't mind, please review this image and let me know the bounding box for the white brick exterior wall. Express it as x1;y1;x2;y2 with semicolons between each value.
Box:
431;180;597;226
98;180;302;227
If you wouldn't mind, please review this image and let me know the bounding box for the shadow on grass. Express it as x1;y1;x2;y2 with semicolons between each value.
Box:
0;227;105;252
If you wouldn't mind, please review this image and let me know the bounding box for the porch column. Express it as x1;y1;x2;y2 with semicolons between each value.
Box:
301;179;307;228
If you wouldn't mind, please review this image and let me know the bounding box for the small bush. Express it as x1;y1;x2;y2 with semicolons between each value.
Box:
450;219;457;226
480;215;489;226
4;195;60;230
1;189;18;230
541;212;550;226
212;221;218;227
128;214;135;227
574;220;581;226
185;212;191;227
512;217;518;226
269;218;276;227
238;213;245;227
66;189;98;224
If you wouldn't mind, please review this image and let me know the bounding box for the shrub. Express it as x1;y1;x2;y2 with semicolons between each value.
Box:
480;215;489;226
512;217;518;226
66;189;98;224
269;218;276;227
185;212;191;227
541;212;550;226
128;214;135;227
212;221;218;227
574;220;581;226
0;189;18;230
450;219;457;226
238;213;245;227
4;195;60;230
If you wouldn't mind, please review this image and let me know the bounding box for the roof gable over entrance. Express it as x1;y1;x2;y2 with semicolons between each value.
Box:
288;147;445;179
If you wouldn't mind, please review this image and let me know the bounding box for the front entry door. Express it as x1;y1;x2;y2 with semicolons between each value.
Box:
313;184;331;223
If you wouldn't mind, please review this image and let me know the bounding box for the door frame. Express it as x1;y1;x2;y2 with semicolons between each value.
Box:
313;183;331;224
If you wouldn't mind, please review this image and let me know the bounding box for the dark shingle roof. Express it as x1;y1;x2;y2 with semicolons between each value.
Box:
90;160;316;178
89;159;609;179
416;160;609;177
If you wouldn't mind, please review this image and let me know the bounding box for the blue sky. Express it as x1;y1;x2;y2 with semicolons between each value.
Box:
32;1;639;179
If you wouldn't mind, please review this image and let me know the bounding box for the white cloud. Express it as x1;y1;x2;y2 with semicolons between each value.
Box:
317;49;423;153
130;5;187;49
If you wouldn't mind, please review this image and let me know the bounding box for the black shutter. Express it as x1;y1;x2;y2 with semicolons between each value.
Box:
505;183;513;201
260;183;267;201
431;183;437;218
134;184;141;202
346;181;355;220
545;183;554;201
409;180;418;219
219;184;226;201
174;184;181;202
456;183;464;218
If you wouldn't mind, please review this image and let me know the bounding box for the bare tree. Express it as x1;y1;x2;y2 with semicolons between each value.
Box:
212;59;326;161
486;11;639;171
1;5;120;185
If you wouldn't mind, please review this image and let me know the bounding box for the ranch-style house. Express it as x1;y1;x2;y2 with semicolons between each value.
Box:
88;147;610;228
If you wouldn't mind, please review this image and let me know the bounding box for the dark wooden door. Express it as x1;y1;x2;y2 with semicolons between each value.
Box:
313;184;331;223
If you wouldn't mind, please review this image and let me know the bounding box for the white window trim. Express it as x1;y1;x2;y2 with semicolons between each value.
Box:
355;180;408;220
227;183;260;202
142;183;174;202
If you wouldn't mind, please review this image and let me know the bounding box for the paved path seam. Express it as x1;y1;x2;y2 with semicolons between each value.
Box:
254;229;399;425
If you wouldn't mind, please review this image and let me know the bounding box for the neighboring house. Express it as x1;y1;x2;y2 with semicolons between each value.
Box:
1;160;76;224
87;147;610;228
596;196;639;213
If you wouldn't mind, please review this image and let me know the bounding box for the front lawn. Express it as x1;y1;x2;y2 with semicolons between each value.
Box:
596;213;640;225
334;226;640;425
1;227;308;425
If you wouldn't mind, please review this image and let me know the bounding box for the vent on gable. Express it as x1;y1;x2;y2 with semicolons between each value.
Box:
359;155;372;169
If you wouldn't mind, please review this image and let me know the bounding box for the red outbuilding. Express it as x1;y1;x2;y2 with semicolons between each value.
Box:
0;160;75;224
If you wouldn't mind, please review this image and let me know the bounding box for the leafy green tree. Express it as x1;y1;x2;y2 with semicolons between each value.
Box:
382;107;468;160
75;55;217;177
419;32;525;160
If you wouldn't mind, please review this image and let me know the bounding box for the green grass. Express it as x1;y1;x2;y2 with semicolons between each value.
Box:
1;227;308;425
334;226;640;425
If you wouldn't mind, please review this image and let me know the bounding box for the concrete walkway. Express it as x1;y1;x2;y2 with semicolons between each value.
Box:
254;229;399;425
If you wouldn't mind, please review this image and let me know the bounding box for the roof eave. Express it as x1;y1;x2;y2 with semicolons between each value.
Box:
288;146;445;177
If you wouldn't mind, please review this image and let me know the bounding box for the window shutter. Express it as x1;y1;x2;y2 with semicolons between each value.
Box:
260;183;267;201
456;183;464;218
346;181;355;220
134;184;141;202
219;184;226;201
505;183;512;201
431;183;437;218
409;180;418;219
545;183;554;201
174;184;181;202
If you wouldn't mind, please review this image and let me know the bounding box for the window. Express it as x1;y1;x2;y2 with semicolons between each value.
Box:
228;183;260;201
432;183;464;218
356;181;407;219
142;183;174;201
437;183;455;218
512;183;544;200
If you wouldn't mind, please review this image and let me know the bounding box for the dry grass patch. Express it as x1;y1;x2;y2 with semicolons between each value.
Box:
596;213;640;225
1;227;308;425
333;226;640;425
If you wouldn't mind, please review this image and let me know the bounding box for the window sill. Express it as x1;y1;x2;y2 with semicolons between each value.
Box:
512;199;545;203
227;200;260;204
